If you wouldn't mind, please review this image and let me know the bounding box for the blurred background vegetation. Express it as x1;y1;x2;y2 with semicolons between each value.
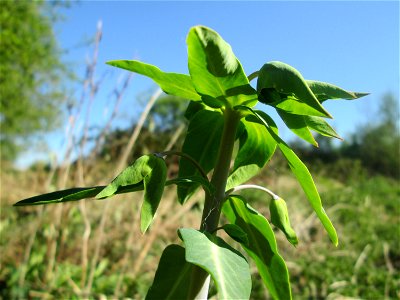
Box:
0;2;399;300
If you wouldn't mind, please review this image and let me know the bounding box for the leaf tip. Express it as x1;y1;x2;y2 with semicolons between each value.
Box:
105;60;117;67
353;92;370;99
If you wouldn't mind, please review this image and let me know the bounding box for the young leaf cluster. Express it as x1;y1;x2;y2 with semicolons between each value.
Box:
14;25;367;299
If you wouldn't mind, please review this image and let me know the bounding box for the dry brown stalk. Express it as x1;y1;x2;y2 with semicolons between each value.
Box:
165;123;185;152
114;88;163;177
85;87;163;297
17;206;44;300
88;71;133;161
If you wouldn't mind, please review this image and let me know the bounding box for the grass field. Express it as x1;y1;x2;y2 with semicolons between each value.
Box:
1;160;399;299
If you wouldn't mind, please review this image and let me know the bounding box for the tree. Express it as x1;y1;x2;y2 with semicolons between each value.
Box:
343;93;400;178
0;1;70;161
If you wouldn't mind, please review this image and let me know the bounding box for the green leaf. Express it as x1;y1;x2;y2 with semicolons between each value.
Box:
221;224;249;245
277;110;318;147
167;175;214;196
269;198;298;246
96;154;167;233
13;183;145;206
227;115;277;189
95;155;152;199
178;228;251;300
306;80;369;102
141;156;168;233
222;196;292;300
14;186;105;206
13;175;211;207
252;111;338;246
178;109;224;203
187;26;257;108
107;60;201;101
271;94;330;117
257;61;332;118
277;111;342;145
146;244;193;300
305;116;342;140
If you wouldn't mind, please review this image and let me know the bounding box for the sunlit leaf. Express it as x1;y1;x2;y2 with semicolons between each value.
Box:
96;154;167;233
107;60;201;101
271;94;330;117
222;196;292;300
146;244;193;300
227;115;277;189
277;110;342;145
187;26;257;108
257;61;332;118
96;155;152;199
305;116;342;140
277;110;318;147
140;156;168;232
178;228;252;299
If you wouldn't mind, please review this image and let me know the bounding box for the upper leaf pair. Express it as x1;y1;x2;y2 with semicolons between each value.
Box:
108;26;257;110
256;61;368;146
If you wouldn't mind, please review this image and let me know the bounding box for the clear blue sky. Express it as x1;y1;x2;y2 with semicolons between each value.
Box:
17;1;400;167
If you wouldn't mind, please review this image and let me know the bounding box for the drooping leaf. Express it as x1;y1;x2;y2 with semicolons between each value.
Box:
178;228;252;300
251;111;338;246
306;80;369;102
257;61;332;118
13;183;145;206
269;198;298;246
96;154;167;233
14;186;105;206
96;155;153;199
222;196;292;300
277;110;342;145
146;244;193;300
227;115;277;189
221;223;249;245
187;26;257;108
305;116;342;140
107;60;201;101
178;109;224;203
277;110;318;147
140;156;168;232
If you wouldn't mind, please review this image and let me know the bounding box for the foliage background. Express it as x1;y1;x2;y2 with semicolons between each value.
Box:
0;1;71;161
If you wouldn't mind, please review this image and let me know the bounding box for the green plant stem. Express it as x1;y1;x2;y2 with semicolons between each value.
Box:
226;184;279;200
247;71;259;82
159;150;209;180
187;108;241;299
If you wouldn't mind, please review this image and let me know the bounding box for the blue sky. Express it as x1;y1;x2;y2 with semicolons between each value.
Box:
17;1;400;167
